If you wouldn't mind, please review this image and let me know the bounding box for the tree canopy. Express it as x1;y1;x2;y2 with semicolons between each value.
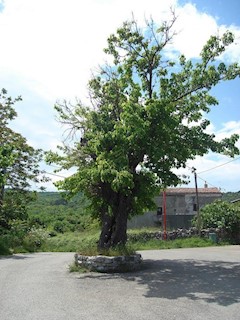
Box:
0;88;45;229
47;16;240;249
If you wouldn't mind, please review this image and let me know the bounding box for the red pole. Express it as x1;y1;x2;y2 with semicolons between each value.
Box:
163;190;167;240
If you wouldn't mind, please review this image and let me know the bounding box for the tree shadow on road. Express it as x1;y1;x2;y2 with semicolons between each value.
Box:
137;259;240;306
0;254;33;260
80;259;240;306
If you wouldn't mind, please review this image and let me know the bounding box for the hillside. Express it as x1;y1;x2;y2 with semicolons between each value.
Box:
27;192;94;233
222;191;240;202
26;191;240;234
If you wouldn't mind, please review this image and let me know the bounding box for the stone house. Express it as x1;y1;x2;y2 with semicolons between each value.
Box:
128;186;222;229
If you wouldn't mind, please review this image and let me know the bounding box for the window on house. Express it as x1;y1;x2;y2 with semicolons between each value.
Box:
157;207;162;215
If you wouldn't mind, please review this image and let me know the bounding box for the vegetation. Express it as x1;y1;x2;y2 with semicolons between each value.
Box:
0;89;49;255
130;236;221;251
27;192;94;234
195;200;240;244
0;89;46;230
46;14;240;250
41;229;228;255
222;191;240;202
1;17;239;256
1;190;239;256
0;191;96;254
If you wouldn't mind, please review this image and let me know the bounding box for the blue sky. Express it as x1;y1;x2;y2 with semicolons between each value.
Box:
186;0;240;25
0;0;239;192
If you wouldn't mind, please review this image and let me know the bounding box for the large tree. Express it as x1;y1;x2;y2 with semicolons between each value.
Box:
0;89;45;229
47;16;240;249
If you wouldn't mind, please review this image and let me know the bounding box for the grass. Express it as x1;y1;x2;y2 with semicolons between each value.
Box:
1;226;231;256
41;230;100;253
39;227;229;256
42;230;136;256
130;236;220;251
69;262;89;273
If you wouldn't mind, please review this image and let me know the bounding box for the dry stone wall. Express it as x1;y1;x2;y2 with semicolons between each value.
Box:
127;227;225;242
75;253;142;273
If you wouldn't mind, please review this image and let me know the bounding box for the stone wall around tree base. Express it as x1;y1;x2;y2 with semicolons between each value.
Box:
74;253;143;273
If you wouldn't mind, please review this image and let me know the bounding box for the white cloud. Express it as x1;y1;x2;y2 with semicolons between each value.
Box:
164;3;240;62
170;3;219;58
1;0;239;102
215;121;240;149
0;0;178;101
176;121;240;191
219;25;240;63
1;0;239;191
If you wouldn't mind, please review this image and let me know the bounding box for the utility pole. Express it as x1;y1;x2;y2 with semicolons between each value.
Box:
163;190;167;240
192;167;200;235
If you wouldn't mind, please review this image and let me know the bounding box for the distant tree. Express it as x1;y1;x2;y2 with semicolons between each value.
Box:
47;15;240;250
0;89;45;229
222;191;240;202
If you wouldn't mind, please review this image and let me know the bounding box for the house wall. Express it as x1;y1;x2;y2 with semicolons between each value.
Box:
128;192;222;229
161;193;222;216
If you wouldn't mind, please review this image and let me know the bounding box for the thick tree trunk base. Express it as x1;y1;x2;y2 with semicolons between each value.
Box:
98;210;128;250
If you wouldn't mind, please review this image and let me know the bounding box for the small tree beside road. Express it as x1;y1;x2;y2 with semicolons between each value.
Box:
0;88;45;230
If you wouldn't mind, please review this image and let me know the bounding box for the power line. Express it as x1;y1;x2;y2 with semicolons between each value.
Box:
185;164;220;189
43;156;240;187
42;171;67;179
198;156;240;174
196;174;218;189
47;163;62;169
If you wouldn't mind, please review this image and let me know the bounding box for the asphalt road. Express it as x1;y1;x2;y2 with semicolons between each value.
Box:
0;246;239;320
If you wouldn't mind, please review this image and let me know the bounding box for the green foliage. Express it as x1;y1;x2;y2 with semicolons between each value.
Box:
69;262;89;273
0;88;46;230
22;227;49;252
42;231;100;253
0;190;98;254
46;15;240;249
222;191;240;202
27;192;96;233
1;190;37;228
97;244;136;257
0;236;11;255
196;200;240;243
0;219;50;253
130;236;219;251
43;230;226;255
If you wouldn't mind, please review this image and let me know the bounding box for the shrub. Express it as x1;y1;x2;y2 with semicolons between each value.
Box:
23;227;49;252
0;237;11;255
8;220;29;248
196;200;240;243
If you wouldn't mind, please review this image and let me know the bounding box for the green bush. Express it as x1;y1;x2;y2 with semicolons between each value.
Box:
8;220;29;248
196;200;240;243
0;237;11;255
0;220;50;253
22;227;49;252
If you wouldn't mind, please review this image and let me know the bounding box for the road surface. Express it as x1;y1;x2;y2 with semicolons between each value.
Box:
0;246;240;320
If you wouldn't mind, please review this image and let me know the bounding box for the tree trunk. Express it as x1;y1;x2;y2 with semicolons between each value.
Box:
0;180;4;211
0;182;7;228
110;196;128;247
98;194;131;250
98;212;115;250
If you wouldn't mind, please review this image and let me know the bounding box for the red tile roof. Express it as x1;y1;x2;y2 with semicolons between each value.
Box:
164;187;221;194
